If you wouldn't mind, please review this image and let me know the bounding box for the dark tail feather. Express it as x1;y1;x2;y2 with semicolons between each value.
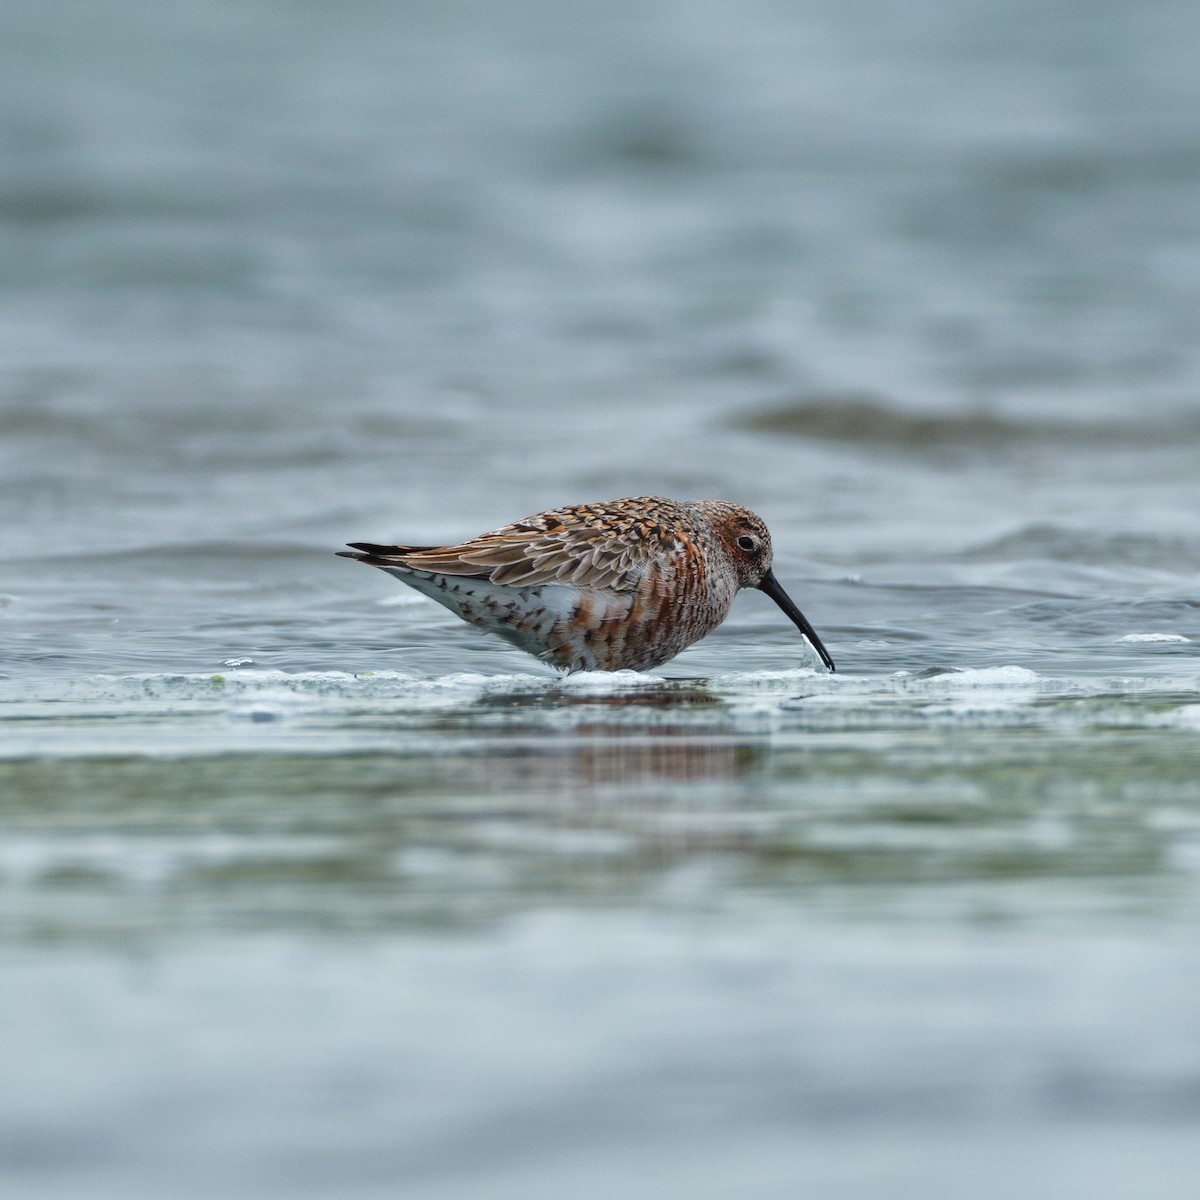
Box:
337;542;434;565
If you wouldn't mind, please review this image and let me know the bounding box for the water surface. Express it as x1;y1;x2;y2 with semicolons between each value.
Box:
4;1;1200;1196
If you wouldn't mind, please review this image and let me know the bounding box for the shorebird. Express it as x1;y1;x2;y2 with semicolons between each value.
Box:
338;496;835;673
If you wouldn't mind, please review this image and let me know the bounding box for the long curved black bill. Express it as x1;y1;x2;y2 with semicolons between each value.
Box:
758;568;836;672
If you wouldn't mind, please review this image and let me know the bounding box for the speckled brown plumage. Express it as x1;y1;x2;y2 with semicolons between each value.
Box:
338;496;835;673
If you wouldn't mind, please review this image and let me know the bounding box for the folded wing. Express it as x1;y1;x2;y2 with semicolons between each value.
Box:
339;496;686;592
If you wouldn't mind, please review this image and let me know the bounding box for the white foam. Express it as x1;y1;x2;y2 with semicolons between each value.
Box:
913;666;1042;689
555;670;666;693
898;665;1044;715
707;668;826;690
1117;633;1191;644
0;668;555;715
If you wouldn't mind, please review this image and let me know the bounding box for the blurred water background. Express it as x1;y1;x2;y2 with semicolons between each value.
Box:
4;0;1200;1196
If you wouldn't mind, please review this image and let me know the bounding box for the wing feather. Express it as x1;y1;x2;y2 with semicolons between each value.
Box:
344;496;689;592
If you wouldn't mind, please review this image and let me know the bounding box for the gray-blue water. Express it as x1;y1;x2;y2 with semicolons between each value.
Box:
4;1;1200;1196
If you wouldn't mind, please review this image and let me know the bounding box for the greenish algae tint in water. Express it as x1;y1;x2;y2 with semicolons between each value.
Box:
4;0;1200;1196
5;673;1200;1198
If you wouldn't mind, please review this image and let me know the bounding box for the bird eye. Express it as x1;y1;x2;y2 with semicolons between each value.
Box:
736;535;757;552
